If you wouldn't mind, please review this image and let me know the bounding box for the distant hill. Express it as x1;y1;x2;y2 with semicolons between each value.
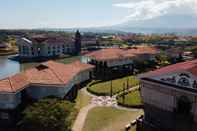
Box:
112;14;197;35
39;14;197;35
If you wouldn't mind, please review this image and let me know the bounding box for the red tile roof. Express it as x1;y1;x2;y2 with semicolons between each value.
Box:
0;73;29;93
86;46;158;61
0;61;94;93
24;35;73;45
141;59;197;78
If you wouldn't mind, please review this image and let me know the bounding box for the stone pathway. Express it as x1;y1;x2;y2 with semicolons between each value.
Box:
72;86;140;131
91;96;117;107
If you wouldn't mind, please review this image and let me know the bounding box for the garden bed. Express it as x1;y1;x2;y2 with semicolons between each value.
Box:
87;76;139;96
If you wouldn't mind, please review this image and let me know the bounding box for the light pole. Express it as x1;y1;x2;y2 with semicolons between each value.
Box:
110;80;113;97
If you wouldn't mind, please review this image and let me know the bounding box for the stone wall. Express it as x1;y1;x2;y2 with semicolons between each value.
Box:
141;79;197;131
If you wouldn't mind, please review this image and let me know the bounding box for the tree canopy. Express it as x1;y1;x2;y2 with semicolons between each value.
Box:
20;98;77;131
155;53;170;67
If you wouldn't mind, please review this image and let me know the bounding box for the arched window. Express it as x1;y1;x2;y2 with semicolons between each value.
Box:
178;77;190;87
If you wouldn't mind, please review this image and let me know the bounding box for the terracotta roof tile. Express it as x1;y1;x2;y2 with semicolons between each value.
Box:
0;61;94;93
0;73;29;93
86;46;158;61
141;59;197;78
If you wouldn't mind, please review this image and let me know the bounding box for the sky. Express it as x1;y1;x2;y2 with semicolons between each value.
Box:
0;0;197;29
0;0;128;29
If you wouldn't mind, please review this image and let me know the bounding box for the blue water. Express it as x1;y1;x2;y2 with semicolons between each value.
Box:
0;56;21;79
0;55;81;79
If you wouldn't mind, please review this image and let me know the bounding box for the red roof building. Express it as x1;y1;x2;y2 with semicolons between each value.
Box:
0;61;94;112
0;61;94;93
139;59;197;131
85;46;158;61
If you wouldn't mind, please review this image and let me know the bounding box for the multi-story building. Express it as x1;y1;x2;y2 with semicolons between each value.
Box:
83;46;158;79
139;59;197;131
17;35;74;58
17;31;82;58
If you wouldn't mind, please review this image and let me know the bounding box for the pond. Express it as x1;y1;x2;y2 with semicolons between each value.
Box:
0;55;81;79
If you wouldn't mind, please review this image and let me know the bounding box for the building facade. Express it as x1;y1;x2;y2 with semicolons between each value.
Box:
17;31;82;59
139;60;197;131
83;46;158;79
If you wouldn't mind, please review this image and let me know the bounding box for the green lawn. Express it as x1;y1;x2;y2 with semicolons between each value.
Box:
121;126;136;131
87;76;139;96
117;90;143;107
129;126;136;131
82;107;143;131
75;89;92;109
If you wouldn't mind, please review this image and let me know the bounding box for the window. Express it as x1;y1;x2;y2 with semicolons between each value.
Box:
53;51;55;55
0;112;9;120
178;77;190;87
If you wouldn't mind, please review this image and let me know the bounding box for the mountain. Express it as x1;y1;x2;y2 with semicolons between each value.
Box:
42;14;197;35
113;14;197;35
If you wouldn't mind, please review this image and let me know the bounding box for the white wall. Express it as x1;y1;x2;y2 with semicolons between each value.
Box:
17;38;76;58
141;79;197;123
25;69;92;100
26;83;73;100
141;81;175;111
74;70;91;83
0;93;21;109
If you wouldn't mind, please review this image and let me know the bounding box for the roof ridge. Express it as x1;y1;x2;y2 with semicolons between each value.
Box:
49;68;65;84
8;77;14;92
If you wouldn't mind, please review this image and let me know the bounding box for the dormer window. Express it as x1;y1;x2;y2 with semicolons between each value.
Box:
36;64;48;70
178;77;190;87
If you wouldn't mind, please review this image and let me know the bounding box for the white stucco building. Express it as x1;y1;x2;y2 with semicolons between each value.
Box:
17;35;75;58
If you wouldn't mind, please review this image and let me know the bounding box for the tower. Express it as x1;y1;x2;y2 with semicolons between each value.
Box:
75;30;81;54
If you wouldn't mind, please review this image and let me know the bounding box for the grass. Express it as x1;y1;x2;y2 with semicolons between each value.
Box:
82;107;143;131
121;126;136;131
117;90;142;107
129;126;136;131
75;89;92;109
57;55;81;64
87;76;139;96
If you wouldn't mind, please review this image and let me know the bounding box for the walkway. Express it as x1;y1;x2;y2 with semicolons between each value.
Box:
72;86;140;131
72;104;96;131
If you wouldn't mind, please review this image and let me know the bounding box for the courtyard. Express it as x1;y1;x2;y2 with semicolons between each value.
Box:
73;75;143;131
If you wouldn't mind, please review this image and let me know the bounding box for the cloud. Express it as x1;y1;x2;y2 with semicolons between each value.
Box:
113;0;197;22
